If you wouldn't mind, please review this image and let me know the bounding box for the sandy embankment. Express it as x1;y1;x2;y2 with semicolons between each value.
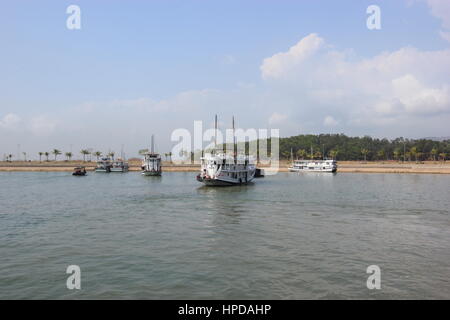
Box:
1;160;450;174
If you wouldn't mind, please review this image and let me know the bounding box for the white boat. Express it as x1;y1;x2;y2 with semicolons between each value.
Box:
95;157;112;172
110;159;129;172
289;159;337;172
142;135;162;176
197;153;256;186
196;116;256;186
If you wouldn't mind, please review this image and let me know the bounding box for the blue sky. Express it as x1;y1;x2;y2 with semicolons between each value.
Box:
1;0;449;158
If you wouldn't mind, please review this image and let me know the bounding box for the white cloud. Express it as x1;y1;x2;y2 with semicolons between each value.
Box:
29;115;57;136
268;112;288;126
261;33;324;80
323;116;338;127
259;33;450;131
0;113;22;130
426;0;450;41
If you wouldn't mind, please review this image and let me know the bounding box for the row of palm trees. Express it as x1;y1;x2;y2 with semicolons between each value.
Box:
361;147;447;162
282;148;339;160
34;150;116;162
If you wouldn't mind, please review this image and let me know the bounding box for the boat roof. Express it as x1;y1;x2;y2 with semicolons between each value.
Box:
293;159;336;162
201;153;255;161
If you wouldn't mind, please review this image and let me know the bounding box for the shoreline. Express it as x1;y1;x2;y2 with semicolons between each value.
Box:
1;161;450;174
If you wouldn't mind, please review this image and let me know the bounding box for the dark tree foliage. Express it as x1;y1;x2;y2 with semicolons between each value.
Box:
267;134;449;161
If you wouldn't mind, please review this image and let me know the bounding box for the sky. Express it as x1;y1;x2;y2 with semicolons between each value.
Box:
1;0;450;159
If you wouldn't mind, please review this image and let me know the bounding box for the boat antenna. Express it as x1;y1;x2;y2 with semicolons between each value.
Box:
151;134;154;154
233;116;237;164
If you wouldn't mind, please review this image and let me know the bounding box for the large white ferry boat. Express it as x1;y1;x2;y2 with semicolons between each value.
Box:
288;159;337;173
196;116;256;186
142;135;162;176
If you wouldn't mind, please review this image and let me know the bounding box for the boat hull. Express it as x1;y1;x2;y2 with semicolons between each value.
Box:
142;171;162;176
110;168;128;172
288;167;337;173
196;175;254;186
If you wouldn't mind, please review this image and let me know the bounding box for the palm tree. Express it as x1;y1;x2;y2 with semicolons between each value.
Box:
361;148;369;161
7;154;13;162
38;152;43;162
377;150;385;161
410;147;418;162
168;151;172;163
80;149;89;162
44;152;50;162
93;151;102;160
329;149;338;160
405;151;411;161
314;151;322;159
439;153;447;162
281;151;290;159
393;149;401;162
107;151;115;161
296;149;307;160
431;148;438;161
52;149;62;161
65;152;72;161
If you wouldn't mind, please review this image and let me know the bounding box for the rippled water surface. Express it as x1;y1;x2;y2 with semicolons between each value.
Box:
0;171;449;299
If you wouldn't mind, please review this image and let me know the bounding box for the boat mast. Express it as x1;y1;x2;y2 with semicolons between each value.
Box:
233;116;237;164
214;114;217;155
151;135;154;154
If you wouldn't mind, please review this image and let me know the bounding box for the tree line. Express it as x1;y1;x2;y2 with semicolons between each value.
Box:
275;134;449;161
3;149;117;162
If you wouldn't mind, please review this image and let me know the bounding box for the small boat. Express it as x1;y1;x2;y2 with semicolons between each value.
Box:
95;157;112;172
142;135;162;176
196;115;256;186
255;168;265;178
72;167;87;176
110;159;129;172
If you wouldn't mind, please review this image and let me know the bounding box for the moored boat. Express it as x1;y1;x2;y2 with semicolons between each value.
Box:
196;115;256;186
142;135;162;176
95;157;112;172
110;159;129;172
288;159;337;172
